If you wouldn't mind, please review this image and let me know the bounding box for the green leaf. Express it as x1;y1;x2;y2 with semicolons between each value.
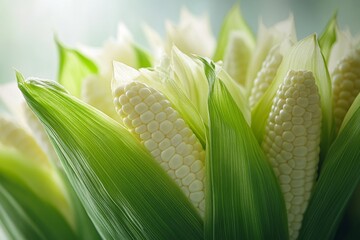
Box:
0;149;77;240
18;74;203;240
213;5;255;61
170;47;209;126
340;89;360;133
299;94;360;240
56;38;98;97
334;183;360;239
60;173;102;240
214;65;251;125
333;92;360;238
0;184;44;240
204;61;288;239
133;44;152;68
252;34;335;161
319;12;338;63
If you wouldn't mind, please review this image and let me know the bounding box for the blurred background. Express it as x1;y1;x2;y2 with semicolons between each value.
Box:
0;0;359;84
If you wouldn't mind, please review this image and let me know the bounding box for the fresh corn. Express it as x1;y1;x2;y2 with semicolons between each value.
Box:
0;116;48;165
223;31;253;85
249;49;283;108
82;75;121;121
262;70;322;239
331;49;360;132
112;81;205;215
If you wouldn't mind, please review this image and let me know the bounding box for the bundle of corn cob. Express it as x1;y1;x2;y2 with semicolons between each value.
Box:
1;5;360;240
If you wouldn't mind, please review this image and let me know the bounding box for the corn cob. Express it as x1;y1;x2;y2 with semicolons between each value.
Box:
223;31;253;86
82;75;121;121
332;49;360;132
262;70;322;239
249;50;282;108
0;116;48;165
113;81;205;215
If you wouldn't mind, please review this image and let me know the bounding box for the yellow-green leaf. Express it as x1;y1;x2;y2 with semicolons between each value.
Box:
213;5;255;61
56;38;98;97
18;74;203;240
133;44;152;68
319;12;338;62
0;149;76;240
203;60;288;239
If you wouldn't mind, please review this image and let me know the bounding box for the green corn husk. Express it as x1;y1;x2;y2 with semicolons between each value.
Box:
0;100;101;239
213;65;251;125
56;39;98;98
212;5;255;61
252;34;335;161
133;44;153;68
0;183;43;240
299;92;360;239
334;90;360;239
17;73;203;239
318;12;338;63
202;60;288;239
60;172;102;240
0;149;76;240
170;47;209;125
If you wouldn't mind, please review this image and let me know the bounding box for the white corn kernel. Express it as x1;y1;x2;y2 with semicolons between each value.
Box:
113;81;205;216
249;50;283;108
262;70;321;240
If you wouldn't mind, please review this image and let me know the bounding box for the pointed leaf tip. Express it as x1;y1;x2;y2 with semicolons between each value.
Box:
213;4;254;61
198;56;216;91
56;39;98;97
319;13;338;62
15;71;25;85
